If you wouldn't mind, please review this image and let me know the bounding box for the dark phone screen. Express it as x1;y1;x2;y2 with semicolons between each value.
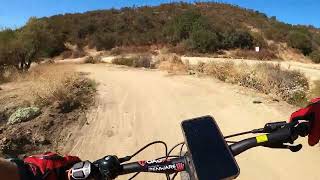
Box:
181;116;239;180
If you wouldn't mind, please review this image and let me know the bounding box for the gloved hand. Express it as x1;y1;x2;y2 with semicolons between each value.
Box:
24;152;81;180
290;97;320;146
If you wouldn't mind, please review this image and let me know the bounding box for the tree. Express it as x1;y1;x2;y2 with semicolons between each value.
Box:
0;30;24;70
14;18;65;71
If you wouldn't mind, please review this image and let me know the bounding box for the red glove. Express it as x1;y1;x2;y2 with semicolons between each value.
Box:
290;97;320;146
24;152;81;180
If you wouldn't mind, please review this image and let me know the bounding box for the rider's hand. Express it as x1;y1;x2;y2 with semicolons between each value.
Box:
290;97;320;146
24;152;81;180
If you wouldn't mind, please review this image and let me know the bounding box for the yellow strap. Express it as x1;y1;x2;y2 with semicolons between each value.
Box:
256;134;268;143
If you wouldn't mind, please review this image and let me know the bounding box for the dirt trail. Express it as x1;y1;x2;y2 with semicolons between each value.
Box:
67;64;320;180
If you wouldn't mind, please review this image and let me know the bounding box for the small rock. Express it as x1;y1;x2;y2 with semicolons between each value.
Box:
0;87;2;90
9;95;18;98
7;107;41;125
253;100;262;104
272;99;280;102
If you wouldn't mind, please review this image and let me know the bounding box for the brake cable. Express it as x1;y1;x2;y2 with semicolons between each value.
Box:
168;142;185;157
120;141;168;163
224;121;288;139
224;130;255;139
125;141;169;180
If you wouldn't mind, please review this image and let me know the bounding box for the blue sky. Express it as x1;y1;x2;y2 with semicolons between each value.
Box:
0;0;319;29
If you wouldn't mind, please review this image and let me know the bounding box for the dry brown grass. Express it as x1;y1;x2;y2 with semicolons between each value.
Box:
233;49;278;60
61;49;86;59
112;54;153;68
310;80;320;98
26;65;76;105
156;54;188;74
110;46;152;55
24;65;96;110
84;55;102;64
194;61;309;105
0;67;21;84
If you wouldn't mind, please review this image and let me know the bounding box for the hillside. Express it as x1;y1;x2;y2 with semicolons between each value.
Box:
1;2;320;72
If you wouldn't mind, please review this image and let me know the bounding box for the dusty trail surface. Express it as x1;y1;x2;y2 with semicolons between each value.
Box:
67;64;320;180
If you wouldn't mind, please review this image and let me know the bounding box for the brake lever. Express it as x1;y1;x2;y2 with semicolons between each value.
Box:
263;143;303;152
288;144;303;152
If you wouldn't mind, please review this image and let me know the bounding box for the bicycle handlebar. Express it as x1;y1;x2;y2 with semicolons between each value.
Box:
119;157;187;175
230;120;310;156
70;120;310;179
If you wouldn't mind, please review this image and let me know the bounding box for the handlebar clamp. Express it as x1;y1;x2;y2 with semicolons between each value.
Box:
93;155;122;179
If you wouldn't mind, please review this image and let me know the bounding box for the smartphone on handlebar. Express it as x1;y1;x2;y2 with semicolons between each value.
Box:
181;116;240;180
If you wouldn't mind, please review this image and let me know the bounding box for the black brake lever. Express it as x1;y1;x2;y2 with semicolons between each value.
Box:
263;143;302;152
288;144;303;152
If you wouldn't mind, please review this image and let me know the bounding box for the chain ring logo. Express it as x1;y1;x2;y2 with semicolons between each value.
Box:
138;161;146;166
175;163;185;171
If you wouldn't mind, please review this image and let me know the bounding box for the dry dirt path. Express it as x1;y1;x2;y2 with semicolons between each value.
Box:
67;64;320;180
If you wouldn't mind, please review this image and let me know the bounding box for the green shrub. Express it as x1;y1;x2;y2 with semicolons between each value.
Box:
222;31;254;49
163;9;203;43
252;32;267;48
310;50;320;63
90;32;116;51
1;2;320;62
287;31;312;55
188;29;219;53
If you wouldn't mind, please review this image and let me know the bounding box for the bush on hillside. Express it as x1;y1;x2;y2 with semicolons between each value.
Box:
188;29;219;53
2;2;320;66
287;31;313;55
222;31;254;49
90;32;116;51
251;32;267;48
163;9;203;43
310;50;320;63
